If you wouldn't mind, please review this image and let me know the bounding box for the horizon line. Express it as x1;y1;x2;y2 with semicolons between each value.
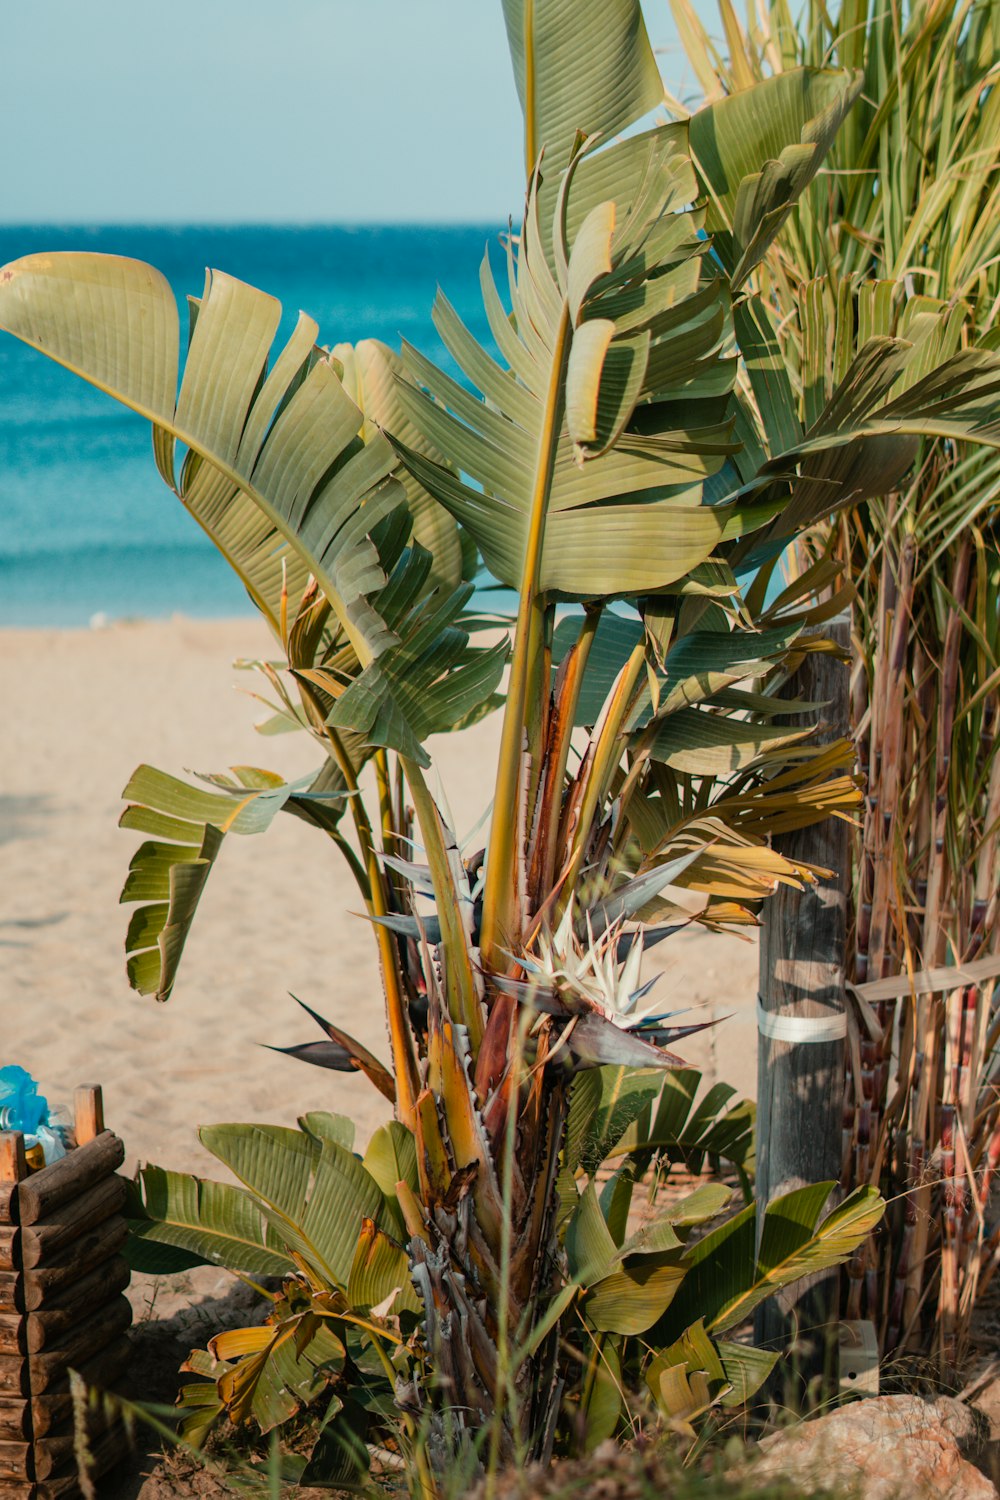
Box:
0;217;511;231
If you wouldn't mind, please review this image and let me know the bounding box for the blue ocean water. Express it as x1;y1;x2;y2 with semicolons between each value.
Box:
0;224;501;627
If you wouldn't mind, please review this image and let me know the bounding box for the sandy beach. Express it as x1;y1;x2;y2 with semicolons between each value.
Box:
0;614;760;1180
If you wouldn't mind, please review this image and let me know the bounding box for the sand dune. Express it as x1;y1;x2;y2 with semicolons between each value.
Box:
0;615;759;1180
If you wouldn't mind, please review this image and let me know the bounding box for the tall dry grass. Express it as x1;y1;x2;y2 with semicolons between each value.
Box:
668;0;1000;1368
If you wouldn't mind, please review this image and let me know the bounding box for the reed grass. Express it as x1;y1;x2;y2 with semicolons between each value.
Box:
668;0;1000;1369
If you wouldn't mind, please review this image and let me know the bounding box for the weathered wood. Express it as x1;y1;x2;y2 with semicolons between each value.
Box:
0;1230;19;1275
21;1218;127;1310
0;1275;21;1316
18;1178;126;1270
34;1433;71;1482
72;1088;103;1150
0;1438;32;1481
25;1298;132;1395
0;1358;29;1399
36;1470;80;1499
755;612;851;1395
0;1400;30;1441
30;1335;131;1438
0;1314;25;1357
36;1419;132;1496
30;1400;117;1477
0;1138;25;1239
24;1259;130;1354
15;1134;124;1229
0;1137;26;1189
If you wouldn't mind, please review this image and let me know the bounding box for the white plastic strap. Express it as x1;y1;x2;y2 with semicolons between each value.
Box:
756;996;847;1043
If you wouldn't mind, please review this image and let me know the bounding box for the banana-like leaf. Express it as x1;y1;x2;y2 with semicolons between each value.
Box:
394;143;772;605
125;1164;296;1278
655;1181;885;1342
335;338;466;589
636;1069;756;1185
619;1183;733;1259
647;706;811;775
551;611;806;729
200;1123;387;1290
363;1120;420;1238
346;1217;421;1316
581;1337;622;1450
716;1340;779;1408
186;1298;347;1438
571;1066;662;1177
688;68;864;285
567;1181;731;1336
645;1318;728;1423
645;1316;777;1422
325;573;509;766
0;255;404;659
120;763;351;1002
297;1112;356;1152
585;1258;686;1335
501;0;662;178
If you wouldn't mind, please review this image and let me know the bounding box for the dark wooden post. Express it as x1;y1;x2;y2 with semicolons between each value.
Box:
755;612;851;1397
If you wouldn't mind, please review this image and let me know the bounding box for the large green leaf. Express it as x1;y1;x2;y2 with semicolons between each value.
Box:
689;68;864;283
550;611;805;729
363;1120;420;1238
325;571;509;766
585;1258;686;1335
501;0;662;176
0;255;403;659
393;145;763;605
647;706;810;774
126;1164;296;1278
655;1182;884;1341
201;1123;387;1289
335;337;466;589
346;1218;421;1315
578;1066;663;1177
120;762;351;1001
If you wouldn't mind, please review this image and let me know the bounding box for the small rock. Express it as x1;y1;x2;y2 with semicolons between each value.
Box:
748;1394;996;1500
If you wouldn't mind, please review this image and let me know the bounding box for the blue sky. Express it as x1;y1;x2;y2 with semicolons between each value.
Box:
4;0;713;224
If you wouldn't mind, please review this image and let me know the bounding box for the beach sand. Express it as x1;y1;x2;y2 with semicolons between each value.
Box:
0;614;760;1179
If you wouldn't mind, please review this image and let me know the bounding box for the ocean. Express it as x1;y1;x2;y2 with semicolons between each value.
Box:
0;224;501;627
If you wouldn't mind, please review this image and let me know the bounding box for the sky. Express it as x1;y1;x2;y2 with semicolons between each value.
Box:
3;0;709;225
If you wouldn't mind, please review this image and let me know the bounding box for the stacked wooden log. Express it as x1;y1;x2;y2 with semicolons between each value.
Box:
0;1086;132;1498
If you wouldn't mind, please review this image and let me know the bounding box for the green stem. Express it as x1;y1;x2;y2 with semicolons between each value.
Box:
481;305;572;968
403;756;484;1052
319;722;419;1128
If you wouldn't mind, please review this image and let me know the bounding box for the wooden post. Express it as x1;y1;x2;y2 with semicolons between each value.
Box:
0;1137;26;1193
755;613;852;1398
73;1087;103;1148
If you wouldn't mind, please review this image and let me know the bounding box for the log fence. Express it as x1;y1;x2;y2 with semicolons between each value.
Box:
0;1085;132;1498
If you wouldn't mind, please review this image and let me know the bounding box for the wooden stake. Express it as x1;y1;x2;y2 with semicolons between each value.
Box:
0;1135;26;1226
755;613;851;1398
73;1086;104;1147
